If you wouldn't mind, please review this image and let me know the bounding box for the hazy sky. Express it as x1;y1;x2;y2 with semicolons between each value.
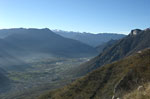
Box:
0;0;150;34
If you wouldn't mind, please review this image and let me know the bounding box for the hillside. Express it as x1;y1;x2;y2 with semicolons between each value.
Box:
123;83;150;99
75;28;150;76
39;48;150;99
53;30;125;47
95;39;117;53
0;68;11;93
0;28;97;58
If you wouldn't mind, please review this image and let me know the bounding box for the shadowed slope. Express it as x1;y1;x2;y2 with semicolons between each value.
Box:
0;68;11;93
75;28;150;76
0;28;97;58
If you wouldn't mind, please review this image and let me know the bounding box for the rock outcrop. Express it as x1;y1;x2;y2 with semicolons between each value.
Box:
130;29;142;36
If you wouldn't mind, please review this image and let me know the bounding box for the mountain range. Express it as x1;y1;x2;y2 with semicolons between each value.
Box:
0;28;99;70
53;30;125;47
0;28;98;57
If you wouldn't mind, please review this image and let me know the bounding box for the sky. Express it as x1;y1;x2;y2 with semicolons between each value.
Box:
0;0;150;34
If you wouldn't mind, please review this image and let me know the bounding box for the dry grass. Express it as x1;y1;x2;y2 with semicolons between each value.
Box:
123;83;150;99
38;49;150;99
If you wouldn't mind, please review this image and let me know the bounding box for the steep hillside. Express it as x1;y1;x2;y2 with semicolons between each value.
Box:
95;39;117;53
39;48;150;99
123;83;150;99
0;68;11;93
0;28;97;58
0;38;31;70
53;30;125;47
76;28;150;76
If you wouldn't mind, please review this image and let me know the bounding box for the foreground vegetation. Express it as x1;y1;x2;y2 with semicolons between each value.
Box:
123;83;150;99
39;48;150;99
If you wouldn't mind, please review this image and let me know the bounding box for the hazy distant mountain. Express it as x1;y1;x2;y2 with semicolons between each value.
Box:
53;30;126;47
0;28;97;58
75;28;150;76
0;28;28;38
0;38;31;70
40;48;150;99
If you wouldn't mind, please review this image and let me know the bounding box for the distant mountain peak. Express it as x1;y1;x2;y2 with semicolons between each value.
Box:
130;28;150;36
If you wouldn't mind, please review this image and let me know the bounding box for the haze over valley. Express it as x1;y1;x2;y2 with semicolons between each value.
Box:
0;0;150;99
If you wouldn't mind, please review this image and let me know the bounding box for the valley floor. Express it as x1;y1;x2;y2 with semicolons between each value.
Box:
0;56;91;99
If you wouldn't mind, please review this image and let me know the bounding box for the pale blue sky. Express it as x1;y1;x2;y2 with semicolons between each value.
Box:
0;0;150;34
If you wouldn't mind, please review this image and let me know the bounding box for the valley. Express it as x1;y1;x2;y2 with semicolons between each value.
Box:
0;28;149;99
1;1;150;99
0;56;91;99
0;28;150;99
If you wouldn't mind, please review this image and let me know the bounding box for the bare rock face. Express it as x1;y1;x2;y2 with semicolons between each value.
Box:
130;29;142;36
137;85;145;91
112;95;120;99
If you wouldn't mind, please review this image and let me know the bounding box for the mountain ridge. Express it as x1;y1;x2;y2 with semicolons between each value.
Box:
74;28;150;76
53;30;125;47
0;28;97;58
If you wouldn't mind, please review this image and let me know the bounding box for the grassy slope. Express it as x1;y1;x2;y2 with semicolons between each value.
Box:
123;83;150;99
39;48;150;99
